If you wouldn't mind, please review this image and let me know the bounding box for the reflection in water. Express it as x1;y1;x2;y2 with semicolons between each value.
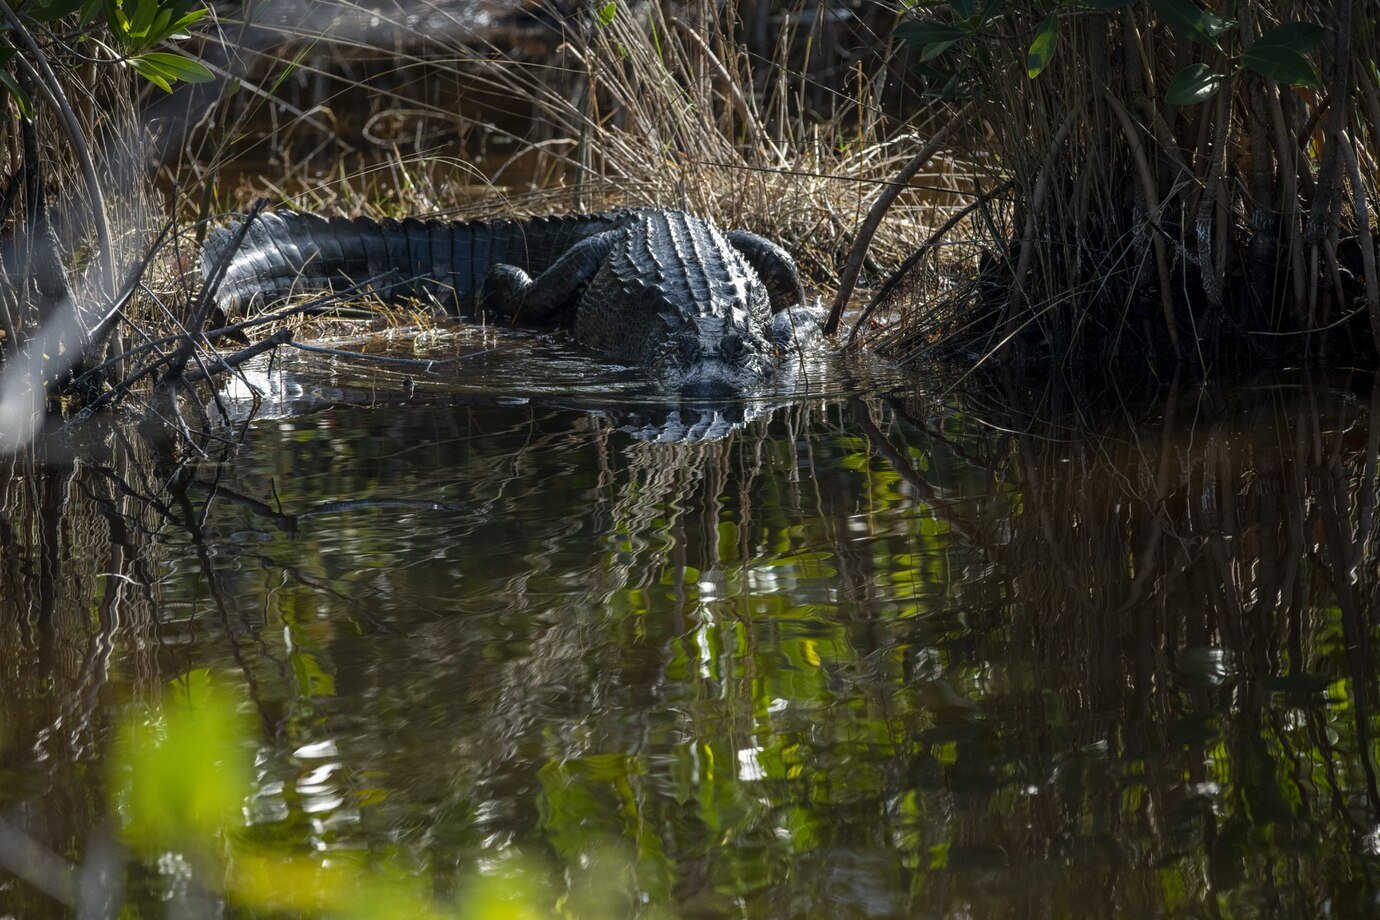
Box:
2;371;1380;915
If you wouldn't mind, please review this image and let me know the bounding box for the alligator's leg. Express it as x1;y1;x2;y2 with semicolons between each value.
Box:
725;230;805;313
479;230;620;323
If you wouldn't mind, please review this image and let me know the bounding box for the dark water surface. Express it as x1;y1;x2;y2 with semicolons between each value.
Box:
4;343;1380;916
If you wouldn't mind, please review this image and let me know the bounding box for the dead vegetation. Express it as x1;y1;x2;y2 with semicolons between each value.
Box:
179;0;971;288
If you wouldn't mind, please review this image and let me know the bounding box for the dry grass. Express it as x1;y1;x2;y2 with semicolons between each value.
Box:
172;0;972;291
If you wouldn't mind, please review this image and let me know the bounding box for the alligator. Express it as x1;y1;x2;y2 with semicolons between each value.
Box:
202;207;822;394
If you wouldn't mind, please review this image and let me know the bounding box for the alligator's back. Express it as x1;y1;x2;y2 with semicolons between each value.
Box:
201;210;631;316
575;209;779;383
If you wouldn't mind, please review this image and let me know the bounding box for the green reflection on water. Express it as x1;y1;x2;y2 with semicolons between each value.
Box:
2;374;1380;916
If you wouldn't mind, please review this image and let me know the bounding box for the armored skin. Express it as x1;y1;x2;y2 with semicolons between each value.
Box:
202;208;819;393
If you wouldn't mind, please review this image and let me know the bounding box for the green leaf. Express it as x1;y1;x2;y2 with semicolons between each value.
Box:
596;1;616;25
1148;0;1233;47
79;0;103;26
1081;0;1136;9
933;71;963;100
138;51;215;83
128;55;173;91
1241;45;1320;87
0;67;33;120
1165;62;1224;104
895;20;967;61
1253;21;1324;54
1026;12;1058;79
127;0;158;38
171;7;209;33
143;8;174;44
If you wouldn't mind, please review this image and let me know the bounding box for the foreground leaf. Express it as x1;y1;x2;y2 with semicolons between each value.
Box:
1165;63;1224;104
111;670;252;851
1026;13;1058;79
1242;45;1320;88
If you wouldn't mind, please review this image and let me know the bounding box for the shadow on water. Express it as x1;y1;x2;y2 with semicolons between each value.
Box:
3;361;1380;916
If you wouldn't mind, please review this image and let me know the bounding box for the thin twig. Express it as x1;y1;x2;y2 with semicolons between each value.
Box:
0;3;115;299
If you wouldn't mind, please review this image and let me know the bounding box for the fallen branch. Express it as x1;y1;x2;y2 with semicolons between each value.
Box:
179;328;294;386
825;99;980;335
848;181;1011;345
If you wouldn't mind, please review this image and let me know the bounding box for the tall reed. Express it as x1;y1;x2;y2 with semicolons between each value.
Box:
872;0;1380;377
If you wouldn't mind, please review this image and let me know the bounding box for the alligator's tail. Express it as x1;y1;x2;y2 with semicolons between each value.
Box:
200;210;626;316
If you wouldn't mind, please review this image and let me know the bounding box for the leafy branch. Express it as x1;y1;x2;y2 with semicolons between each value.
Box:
894;0;1324;104
0;0;212;117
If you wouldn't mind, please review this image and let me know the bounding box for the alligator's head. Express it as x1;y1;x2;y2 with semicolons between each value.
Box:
659;309;778;396
574;212;814;394
655;299;831;396
578;270;782;394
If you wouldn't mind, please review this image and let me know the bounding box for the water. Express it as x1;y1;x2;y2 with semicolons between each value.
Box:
3;343;1380;916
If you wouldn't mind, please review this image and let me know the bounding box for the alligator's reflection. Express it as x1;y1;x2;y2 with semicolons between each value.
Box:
221;351;820;442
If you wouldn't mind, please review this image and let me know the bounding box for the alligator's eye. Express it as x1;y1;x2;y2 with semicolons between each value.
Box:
720;333;745;362
678;338;701;364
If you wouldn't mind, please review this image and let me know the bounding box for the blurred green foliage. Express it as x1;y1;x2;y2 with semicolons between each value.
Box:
108;669;575;919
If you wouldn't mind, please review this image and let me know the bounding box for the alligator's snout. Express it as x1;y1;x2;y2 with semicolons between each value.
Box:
671;351;776;397
676;363;755;398
659;313;775;395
